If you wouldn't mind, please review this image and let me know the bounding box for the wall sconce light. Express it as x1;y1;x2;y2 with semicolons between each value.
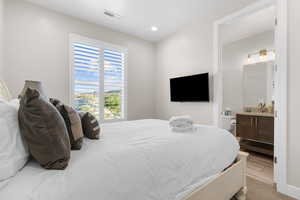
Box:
259;49;268;59
246;49;275;64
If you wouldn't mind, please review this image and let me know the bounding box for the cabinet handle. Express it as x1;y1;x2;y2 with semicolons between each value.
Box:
256;117;258;128
251;118;253;127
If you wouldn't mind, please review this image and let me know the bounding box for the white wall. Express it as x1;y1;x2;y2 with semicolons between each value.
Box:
3;0;156;120
155;19;215;124
154;0;259;125
0;0;3;79
222;31;274;113
287;0;300;189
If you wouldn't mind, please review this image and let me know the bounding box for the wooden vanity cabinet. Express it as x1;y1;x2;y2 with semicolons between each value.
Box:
236;113;274;156
257;116;274;144
236;115;258;141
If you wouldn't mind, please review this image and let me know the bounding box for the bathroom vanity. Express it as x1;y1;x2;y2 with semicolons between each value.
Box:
222;59;275;156
236;112;274;156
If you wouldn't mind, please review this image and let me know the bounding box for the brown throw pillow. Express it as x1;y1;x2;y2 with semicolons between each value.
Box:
50;98;84;150
79;112;100;139
18;88;70;170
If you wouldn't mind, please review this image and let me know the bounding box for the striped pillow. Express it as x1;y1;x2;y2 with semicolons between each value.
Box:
79;112;100;140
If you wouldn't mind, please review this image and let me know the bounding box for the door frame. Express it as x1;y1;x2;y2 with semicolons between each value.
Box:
212;0;294;198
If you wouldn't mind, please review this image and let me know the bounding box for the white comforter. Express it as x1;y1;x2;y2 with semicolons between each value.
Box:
0;119;239;200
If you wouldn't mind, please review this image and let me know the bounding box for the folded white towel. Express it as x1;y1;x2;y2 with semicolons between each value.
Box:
169;115;193;127
171;126;195;133
169;115;194;132
171;122;193;129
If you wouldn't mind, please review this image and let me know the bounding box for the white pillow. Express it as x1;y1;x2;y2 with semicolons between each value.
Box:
0;99;29;182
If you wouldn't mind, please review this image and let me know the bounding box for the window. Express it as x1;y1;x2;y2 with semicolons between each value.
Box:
70;34;127;122
104;49;125;120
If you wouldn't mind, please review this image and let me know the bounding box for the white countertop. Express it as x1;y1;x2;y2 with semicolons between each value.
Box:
236;112;274;117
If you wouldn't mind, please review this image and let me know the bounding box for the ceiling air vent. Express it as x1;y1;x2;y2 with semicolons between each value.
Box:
104;9;121;19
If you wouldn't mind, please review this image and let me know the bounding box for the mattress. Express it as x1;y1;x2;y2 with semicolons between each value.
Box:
0;119;239;200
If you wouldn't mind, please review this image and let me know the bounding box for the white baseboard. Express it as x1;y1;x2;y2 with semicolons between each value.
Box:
286;185;300;199
278;184;300;199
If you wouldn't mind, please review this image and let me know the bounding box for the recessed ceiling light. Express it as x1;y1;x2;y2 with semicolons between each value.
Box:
151;26;158;32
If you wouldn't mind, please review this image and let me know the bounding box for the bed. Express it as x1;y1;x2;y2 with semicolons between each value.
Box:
0;119;248;200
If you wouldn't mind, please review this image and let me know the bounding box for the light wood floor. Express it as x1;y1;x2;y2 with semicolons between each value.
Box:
246;152;274;184
246;177;295;200
234;149;295;199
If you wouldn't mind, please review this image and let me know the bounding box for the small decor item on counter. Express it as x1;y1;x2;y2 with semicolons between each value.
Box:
19;80;47;99
0;80;12;101
169;115;194;132
18;88;70;170
79;112;101;139
243;107;253;113
50;98;84;150
224;108;232;116
258;102;267;113
257;98;268;113
266;104;274;114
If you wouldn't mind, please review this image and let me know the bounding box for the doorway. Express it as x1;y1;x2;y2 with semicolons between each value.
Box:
213;0;288;196
221;6;275;184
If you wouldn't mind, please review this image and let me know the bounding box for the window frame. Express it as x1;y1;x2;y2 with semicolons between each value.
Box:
69;33;128;123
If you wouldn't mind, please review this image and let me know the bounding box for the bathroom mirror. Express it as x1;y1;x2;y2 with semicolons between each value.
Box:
242;61;274;108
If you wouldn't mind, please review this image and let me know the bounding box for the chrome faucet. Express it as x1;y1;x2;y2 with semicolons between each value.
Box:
258;102;266;113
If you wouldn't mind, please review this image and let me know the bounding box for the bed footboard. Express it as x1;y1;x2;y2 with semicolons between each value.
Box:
184;151;249;200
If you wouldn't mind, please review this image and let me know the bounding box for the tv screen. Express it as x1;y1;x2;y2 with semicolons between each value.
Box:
170;73;209;102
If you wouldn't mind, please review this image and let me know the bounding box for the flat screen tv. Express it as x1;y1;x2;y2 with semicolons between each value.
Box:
170;73;209;102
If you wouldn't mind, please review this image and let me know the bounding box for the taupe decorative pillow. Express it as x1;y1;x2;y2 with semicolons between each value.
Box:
18;88;70;170
79;112;100;139
50;98;84;150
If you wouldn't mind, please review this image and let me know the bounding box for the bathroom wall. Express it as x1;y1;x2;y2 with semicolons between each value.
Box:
221;30;274;113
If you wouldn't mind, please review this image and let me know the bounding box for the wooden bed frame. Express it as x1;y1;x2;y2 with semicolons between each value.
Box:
184;151;249;200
